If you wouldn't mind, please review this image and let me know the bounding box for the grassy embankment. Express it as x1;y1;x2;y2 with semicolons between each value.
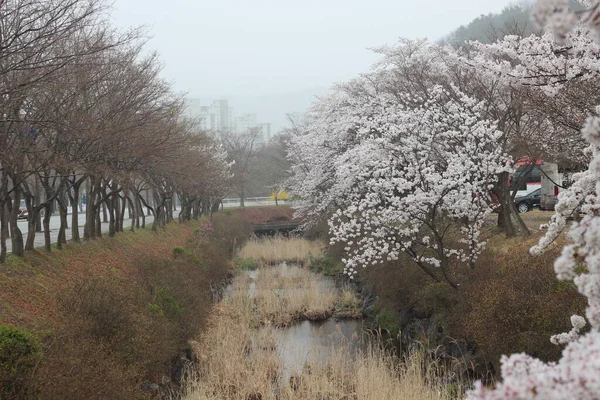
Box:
321;210;587;377
0;212;253;399
184;236;452;400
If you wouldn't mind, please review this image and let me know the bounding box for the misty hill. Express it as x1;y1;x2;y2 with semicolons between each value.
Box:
441;0;585;46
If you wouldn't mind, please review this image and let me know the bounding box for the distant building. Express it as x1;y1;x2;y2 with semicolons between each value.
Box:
185;98;271;146
184;99;232;132
233;113;272;146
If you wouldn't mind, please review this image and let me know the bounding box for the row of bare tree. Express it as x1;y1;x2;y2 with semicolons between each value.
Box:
0;0;232;263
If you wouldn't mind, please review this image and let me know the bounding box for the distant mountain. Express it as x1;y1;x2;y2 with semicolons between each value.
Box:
440;0;585;46
191;86;330;134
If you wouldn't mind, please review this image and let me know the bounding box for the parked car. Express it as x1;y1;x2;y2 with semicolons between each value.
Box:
17;200;29;220
515;188;541;213
17;208;29;220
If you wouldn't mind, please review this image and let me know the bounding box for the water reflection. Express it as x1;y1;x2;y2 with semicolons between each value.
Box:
226;263;366;383
273;319;366;382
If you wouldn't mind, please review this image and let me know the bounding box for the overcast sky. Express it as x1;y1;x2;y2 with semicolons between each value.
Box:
111;0;515;98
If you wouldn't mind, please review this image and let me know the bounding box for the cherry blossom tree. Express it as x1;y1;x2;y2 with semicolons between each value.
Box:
467;1;600;398
287;44;507;288
445;24;600;236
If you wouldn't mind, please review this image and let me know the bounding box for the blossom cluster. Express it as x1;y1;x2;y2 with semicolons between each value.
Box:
468;332;600;400
466;2;600;398
536;0;600;41
472;115;600;400
286;40;505;279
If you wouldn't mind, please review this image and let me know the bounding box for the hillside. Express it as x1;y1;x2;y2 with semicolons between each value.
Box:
441;0;585;46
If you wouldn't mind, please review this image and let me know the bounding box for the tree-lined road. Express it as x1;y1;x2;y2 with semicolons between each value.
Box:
5;199;286;253
5;212;154;253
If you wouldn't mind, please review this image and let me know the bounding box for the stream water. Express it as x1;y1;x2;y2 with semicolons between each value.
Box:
226;263;366;382
272;318;365;381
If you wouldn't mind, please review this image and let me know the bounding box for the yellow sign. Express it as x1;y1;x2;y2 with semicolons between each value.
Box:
268;191;288;201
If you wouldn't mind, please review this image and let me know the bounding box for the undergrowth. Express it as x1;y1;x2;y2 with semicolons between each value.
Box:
0;211;252;399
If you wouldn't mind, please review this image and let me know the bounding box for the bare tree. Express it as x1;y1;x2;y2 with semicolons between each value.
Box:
220;128;261;207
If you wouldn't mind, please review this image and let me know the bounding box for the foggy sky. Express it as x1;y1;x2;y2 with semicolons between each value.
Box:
111;0;515;98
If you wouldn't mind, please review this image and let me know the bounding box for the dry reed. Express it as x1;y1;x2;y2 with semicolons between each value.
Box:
185;259;451;399
251;264;340;325
237;236;324;264
278;345;451;400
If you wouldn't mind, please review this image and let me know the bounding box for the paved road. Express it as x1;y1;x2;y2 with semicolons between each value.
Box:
5;210;155;253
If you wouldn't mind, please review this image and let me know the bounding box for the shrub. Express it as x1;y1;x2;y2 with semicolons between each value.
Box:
172;246;187;257
0;325;41;398
375;309;402;338
309;256;344;277
412;282;460;317
234;257;260;271
210;213;253;257
150;291;183;318
172;245;203;266
62;279;134;343
450;235;587;368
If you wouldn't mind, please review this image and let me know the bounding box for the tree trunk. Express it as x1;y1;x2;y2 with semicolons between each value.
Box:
25;208;39;251
165;198;171;223
56;197;68;249
43;204;52;252
117;191;126;232
23;191;37;251
127;193;134;222
152;207;160;231
146;189;153;216
138;194;145;228
0;203;8;263
108;200;116;237
71;182;81;243
34;181;42;233
178;194;186;223
152;190;162;231
95;205;102;237
84;177;97;240
131;187;142;229
240;186;245;207
108;184;117;237
494;171;530;237
102;201;108;223
9;186;24;257
127;195;136;232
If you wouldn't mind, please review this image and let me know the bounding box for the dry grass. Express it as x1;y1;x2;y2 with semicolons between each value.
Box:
185;301;281;399
253;264;339;325
185;262;451;400
228;263;350;326
278;346;452;400
237;236;324;264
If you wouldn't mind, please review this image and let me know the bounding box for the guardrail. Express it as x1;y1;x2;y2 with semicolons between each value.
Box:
221;197;289;207
253;221;301;233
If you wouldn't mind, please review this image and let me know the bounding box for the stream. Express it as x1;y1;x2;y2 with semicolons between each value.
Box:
226;263;366;383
